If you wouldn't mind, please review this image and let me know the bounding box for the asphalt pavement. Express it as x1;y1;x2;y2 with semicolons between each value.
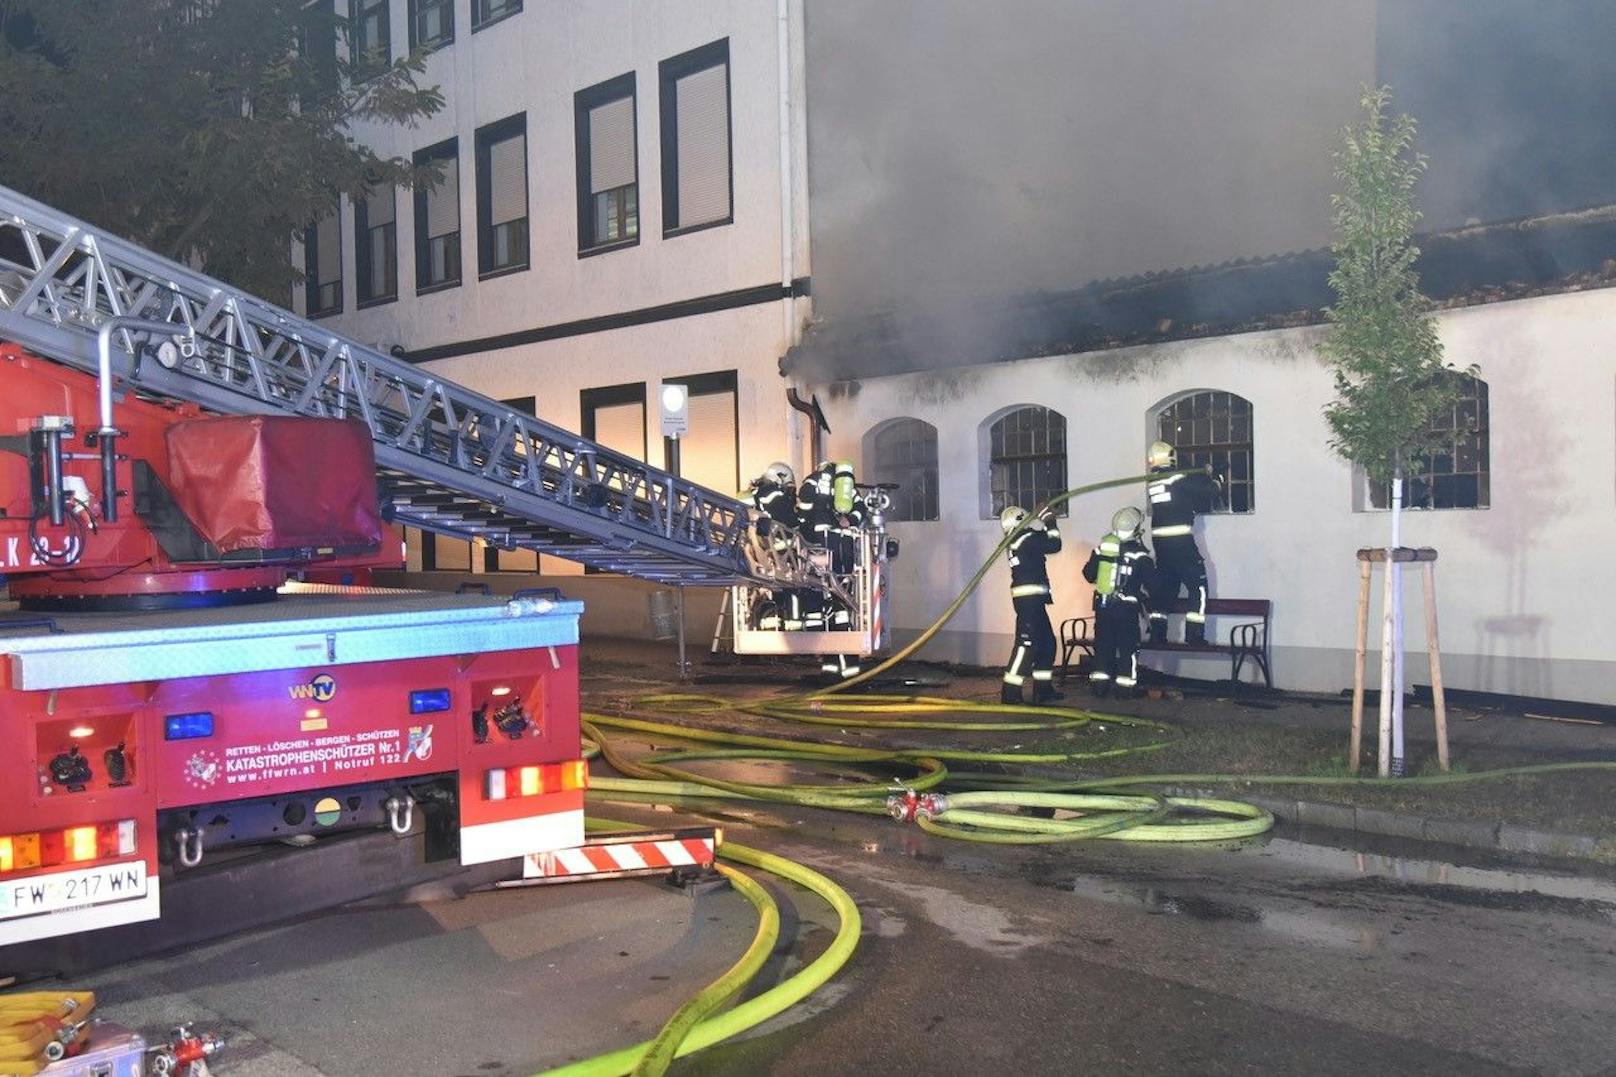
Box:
70;646;1616;1075
81;782;1616;1075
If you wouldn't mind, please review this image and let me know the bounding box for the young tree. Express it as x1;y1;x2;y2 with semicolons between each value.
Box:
0;0;444;302
1321;86;1467;776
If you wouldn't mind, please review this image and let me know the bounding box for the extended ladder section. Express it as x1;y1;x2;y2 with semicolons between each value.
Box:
0;183;811;585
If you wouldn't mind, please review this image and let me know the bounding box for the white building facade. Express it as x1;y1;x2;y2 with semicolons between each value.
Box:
805;286;1616;702
293;1;1616;701
296;0;812;590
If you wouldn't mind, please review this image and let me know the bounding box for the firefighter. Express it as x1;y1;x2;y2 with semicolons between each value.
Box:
743;461;799;629
820;460;865;680
1144;440;1221;644
795;461;835;631
1082;506;1154;697
1000;504;1063;705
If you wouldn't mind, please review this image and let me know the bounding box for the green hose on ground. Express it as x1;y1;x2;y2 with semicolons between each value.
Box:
582;709;1274;843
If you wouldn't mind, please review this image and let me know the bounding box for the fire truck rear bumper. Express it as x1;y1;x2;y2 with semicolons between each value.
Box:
460;808;584;866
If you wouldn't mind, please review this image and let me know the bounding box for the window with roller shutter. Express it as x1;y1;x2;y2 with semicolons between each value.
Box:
348;0;390;79
303;202;342;317
413;138;461;292
355;185;397;306
472;0;521;31
476;114;529;277
660;39;732;235
408;0;453;51
574;73;639;252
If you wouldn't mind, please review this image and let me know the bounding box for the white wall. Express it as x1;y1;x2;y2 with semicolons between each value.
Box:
810;288;1616;702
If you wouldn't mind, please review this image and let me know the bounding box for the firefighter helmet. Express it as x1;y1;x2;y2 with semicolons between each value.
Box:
763;461;795;486
1148;440;1176;468
999;506;1029;534
1110;506;1143;539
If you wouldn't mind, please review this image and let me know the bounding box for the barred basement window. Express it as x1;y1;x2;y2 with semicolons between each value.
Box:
303;202;342;317
1156;390;1254;514
413;138;461;291
575;74;639;252
864;418;939;522
986;406;1067;518
1368;373;1490;510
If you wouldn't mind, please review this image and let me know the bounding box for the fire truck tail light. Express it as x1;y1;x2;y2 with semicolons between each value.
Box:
66;826;97;862
483;761;588;801
165;711;215;740
562;760;588;791
0;822;135;875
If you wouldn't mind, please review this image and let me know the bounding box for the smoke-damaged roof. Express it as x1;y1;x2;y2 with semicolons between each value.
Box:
784;205;1616;383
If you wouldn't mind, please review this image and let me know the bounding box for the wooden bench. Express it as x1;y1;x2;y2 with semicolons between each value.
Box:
1058;597;1273;688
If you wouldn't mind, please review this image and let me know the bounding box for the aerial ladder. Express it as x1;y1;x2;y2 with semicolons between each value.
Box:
0;182;874;953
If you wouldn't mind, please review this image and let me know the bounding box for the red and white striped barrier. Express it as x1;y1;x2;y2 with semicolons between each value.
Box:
521;829;718;882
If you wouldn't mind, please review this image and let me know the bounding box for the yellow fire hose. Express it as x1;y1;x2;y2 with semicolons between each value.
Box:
543;468;1616;1074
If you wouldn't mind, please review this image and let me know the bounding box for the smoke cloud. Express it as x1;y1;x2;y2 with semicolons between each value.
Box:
799;0;1616;376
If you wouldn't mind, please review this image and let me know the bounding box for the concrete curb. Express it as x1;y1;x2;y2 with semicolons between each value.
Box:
1164;786;1613;865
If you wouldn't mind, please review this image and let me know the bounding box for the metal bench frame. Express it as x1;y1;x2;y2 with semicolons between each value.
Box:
1059;597;1273;688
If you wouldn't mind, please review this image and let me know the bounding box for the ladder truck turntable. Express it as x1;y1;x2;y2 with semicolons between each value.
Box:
0;183;877;950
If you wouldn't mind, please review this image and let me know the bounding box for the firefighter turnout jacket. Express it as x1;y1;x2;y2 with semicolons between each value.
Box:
1146;466;1219;537
1008;516;1063;600
744;478;798;548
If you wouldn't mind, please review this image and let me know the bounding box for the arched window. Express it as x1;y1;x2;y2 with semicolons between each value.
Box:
986;405;1067;517
1155;390;1255;514
864;418;939;522
1369;372;1490;510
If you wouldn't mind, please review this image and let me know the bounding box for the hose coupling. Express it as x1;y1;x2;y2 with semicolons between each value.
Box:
886;790;948;822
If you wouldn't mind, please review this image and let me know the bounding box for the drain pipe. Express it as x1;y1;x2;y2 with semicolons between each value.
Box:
777;0;805;472
776;0;796;346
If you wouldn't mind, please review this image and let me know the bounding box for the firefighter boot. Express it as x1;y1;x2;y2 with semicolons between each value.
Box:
1033;681;1064;705
1148;618;1168;645
1000;683;1023;706
1184;620;1207;645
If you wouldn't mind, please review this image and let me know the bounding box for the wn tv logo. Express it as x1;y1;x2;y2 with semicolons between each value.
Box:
289;674;338;702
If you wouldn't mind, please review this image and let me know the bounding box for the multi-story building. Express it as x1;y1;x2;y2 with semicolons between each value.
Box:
302;0;1616;701
294;0;811;620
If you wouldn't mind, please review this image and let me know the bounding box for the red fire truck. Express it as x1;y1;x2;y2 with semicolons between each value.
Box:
0;183;778;950
0;346;587;946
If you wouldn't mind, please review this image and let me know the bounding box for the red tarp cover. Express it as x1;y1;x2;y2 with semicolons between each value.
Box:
164;416;384;552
